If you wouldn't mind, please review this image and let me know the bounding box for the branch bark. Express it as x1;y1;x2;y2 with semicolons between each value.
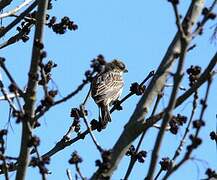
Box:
91;0;204;179
0;0;34;19
15;1;48;180
0;0;13;11
146;33;188;180
0;0;38;38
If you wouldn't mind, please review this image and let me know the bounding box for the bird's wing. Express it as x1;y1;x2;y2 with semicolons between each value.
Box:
91;71;123;104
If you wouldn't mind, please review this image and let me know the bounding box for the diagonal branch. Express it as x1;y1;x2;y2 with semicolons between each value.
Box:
162;74;212;180
0;0;34;19
146;30;189;180
0;23;34;49
0;0;38;38
123;90;163;180
0;58;25;97
1;51;215;176
144;51;217;131
0;0;13;11
91;1;205;179
0;81;18;111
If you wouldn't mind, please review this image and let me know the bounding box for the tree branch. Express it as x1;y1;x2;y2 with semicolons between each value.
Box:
0;0;13;11
0;0;34;19
0;0;38;38
146;32;189;180
124;91;163;180
15;1;48;180
91;1;204;179
162;74;212;180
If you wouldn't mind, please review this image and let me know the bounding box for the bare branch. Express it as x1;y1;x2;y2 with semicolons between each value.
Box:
0;82;18;111
75;164;86;180
172;92;198;161
66;169;73;180
0;24;34;49
0;59;25;97
124;91;163;180
91;1;205;179
170;1;186;38
145;51;217;130
175;52;217;107
80;105;103;153
15;1;48;179
0;0;38;38
162;74;212;179
193;0;217;37
35;71;95;120
40;72;154;159
0;0;13;11
37;52;217;178
146;25;189;180
0;0;34;19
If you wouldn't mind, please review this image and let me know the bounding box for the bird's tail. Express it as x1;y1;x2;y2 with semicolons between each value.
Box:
100;105;111;129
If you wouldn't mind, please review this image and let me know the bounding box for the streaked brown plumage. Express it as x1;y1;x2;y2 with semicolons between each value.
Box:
91;59;127;129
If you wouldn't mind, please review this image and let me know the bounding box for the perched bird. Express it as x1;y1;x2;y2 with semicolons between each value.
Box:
91;59;127;129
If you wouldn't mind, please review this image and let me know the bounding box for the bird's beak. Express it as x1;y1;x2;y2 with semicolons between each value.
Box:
124;69;128;73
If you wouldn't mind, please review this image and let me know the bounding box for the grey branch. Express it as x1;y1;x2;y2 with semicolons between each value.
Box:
15;1;48;180
91;0;205;179
0;0;34;19
0;0;38;38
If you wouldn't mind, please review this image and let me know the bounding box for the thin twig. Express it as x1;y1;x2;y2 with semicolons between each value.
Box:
66;169;72;180
171;2;186;38
80;105;103;153
2;157;9;180
153;91;198;179
0;60;24;97
172;91;198;161
146;9;190;177
82;85;92;106
0;0;34;19
39;64;48;97
0;23;34;49
33;144;47;180
75;164;86;180
193;0;217;37
110;70;154;113
54;71;95;106
124;91;163;180
35;72;94;120
154;169;163;180
63;86;93;140
41;72;155;159
0;82;18;111
0;0;38;38
175;52;217;108
162;74;212;180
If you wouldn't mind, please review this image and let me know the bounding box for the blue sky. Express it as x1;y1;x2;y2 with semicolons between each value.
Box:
0;0;217;180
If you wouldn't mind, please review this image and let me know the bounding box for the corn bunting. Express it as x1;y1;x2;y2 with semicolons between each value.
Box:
91;59;127;129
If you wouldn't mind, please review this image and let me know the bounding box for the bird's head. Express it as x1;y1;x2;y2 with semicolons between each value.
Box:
106;59;128;73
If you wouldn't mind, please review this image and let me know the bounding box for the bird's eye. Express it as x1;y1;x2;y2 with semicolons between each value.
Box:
118;63;125;70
